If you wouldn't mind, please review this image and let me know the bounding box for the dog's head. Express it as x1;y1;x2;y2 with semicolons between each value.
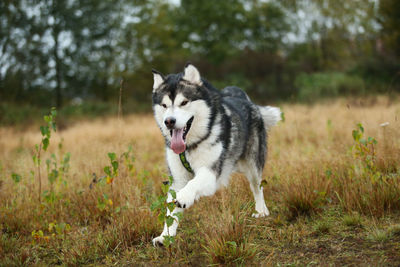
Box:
152;64;212;154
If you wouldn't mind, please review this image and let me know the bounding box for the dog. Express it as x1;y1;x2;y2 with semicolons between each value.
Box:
151;63;280;246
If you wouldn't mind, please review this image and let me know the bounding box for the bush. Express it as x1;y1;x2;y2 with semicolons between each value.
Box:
0;103;44;126
295;72;365;102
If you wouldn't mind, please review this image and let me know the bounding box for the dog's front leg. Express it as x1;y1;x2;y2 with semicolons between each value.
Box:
152;190;184;247
175;167;217;209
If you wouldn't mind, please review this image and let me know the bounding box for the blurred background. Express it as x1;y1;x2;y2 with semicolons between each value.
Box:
1;0;399;125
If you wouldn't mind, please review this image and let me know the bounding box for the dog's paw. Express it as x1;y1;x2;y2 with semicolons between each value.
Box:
252;206;270;218
152;236;165;247
175;188;195;209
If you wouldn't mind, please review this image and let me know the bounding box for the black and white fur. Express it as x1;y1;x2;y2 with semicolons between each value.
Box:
152;64;281;246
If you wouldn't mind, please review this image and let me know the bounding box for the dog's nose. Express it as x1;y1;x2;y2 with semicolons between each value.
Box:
164;117;176;129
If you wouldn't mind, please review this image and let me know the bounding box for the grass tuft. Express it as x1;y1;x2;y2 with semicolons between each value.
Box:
343;213;363;228
203;214;257;265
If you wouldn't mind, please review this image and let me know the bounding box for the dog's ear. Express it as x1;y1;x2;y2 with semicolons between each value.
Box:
152;69;164;92
183;63;201;85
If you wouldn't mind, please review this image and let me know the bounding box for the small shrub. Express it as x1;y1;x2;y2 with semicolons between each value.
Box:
295;72;365;102
334;123;400;216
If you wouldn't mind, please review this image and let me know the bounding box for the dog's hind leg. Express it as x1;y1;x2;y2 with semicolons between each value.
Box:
249;174;270;218
239;161;270;218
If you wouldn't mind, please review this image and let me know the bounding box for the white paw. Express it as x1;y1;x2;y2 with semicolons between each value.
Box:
252;206;270;218
152;235;165;247
175;188;195;209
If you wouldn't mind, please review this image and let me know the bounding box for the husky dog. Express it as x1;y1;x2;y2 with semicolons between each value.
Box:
151;64;280;246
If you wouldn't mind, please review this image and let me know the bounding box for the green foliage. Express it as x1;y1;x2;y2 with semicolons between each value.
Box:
11;173;21;184
150;175;182;247
39;107;57;152
2;0;397;113
104;152;118;185
295;72;365;102
333;123;400;216
351;123;378;172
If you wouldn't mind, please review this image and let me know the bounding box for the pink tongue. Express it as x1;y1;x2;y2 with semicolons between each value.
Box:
171;128;186;154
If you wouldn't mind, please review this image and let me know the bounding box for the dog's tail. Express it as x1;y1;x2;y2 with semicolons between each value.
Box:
259;106;281;130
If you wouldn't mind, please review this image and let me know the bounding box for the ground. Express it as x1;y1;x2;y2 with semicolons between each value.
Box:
0;96;399;266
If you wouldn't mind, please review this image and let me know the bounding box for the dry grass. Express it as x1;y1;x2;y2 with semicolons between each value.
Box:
0;96;400;265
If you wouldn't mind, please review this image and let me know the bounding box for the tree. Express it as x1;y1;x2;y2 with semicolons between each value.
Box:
0;0;127;107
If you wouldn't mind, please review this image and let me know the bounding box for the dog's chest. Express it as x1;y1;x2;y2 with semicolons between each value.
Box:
185;141;223;171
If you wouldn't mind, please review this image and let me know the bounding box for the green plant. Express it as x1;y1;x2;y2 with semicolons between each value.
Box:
150;176;182;248
343;213;363;228
32;108;57;202
11;173;21;184
104;152;119;186
334;123;400;216
351;123;378;172
121;145;135;177
43;148;71;204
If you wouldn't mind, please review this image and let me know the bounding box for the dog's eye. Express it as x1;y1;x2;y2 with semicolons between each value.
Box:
180;100;188;107
162;104;167;108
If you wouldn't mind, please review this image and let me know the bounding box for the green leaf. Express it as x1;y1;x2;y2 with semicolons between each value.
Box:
164;236;174;247
11;173;21;183
352;130;359;141
45;159;51;169
280;111;285;122
48;170;58;184
170;189;176;199
108;152;117;162
111;161;119;172
97;202;106;211
50;122;56;132
357;123;364;133
161;183;169;194
174;212;183;221
40;126;49;136
167;202;175;213
158;213;165;224
32;155;38;166
150;200;160;211
51;108;57;117
44;115;50;123
166;215;174;227
104;166;111;176
42;137;49;151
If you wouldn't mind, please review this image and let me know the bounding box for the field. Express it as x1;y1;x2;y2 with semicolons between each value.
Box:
1;96;400;266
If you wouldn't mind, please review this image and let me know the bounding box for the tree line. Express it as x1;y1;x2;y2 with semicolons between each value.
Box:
1;0;399;111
